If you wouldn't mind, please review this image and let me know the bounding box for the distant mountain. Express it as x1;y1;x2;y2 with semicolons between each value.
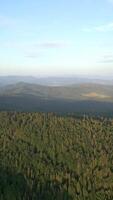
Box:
0;82;113;101
0;76;38;86
0;82;113;115
0;75;113;87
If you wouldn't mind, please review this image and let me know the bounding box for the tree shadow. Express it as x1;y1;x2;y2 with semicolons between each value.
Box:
0;167;30;200
0;167;73;200
34;179;73;200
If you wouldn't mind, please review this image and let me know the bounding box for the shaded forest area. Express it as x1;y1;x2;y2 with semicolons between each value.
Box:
0;112;113;199
0;95;113;117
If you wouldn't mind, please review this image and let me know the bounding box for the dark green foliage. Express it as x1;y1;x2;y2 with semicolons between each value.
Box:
0;112;113;199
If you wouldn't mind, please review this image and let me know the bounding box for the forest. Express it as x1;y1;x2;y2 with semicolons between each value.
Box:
0;112;113;200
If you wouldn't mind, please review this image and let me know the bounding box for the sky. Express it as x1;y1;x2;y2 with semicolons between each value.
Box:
0;0;113;76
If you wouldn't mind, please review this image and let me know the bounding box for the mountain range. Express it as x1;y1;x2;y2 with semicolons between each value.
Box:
0;76;113;116
0;75;113;86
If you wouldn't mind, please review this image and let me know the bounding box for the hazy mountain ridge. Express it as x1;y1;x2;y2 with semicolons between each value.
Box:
0;75;113;87
0;81;113;115
0;82;113;102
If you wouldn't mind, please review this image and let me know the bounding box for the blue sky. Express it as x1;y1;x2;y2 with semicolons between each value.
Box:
0;0;113;76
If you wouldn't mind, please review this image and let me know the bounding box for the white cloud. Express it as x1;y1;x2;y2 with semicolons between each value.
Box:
98;54;113;64
4;41;69;51
83;22;113;32
25;52;41;59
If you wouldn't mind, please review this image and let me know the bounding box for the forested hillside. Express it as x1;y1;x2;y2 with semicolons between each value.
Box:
0;112;113;199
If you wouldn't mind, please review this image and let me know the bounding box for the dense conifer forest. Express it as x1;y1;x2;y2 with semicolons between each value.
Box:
0;112;113;199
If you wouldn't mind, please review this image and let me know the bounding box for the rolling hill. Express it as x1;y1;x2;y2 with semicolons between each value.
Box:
0;82;113;115
0;82;113;101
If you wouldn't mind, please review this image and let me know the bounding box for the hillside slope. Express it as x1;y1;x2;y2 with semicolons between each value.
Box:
0;82;113;101
0;83;113;115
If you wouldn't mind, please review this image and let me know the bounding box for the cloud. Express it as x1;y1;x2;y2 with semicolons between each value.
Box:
98;55;113;64
4;42;25;49
101;59;113;63
25;53;40;59
83;22;113;32
103;55;113;59
39;42;67;48
4;41;69;50
3;40;69;59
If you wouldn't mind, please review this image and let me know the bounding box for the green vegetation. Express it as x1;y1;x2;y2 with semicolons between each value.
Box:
0;112;113;199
